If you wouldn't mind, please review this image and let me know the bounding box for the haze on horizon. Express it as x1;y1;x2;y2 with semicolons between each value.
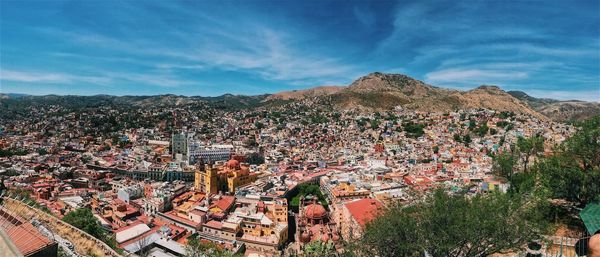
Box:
0;0;599;101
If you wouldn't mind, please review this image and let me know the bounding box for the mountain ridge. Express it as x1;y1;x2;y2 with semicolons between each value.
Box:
2;72;598;121
508;90;600;121
320;72;545;119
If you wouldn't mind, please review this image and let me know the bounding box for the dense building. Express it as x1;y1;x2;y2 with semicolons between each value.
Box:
0;92;581;257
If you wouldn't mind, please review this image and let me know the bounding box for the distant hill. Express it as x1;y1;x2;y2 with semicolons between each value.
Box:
0;93;270;110
321;72;544;118
265;86;346;101
508;91;600;122
3;72;598;121
268;72;599;121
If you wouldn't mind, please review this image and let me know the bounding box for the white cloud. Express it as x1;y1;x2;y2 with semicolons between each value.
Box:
425;68;528;85
36;22;362;87
525;89;600;102
0;69;111;85
0;69;196;88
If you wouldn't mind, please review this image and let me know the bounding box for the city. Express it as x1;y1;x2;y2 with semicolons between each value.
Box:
1;1;599;257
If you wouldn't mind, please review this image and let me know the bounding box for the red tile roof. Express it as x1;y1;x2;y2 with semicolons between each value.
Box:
0;208;55;256
204;220;223;230
344;199;383;227
161;211;200;227
210;196;234;212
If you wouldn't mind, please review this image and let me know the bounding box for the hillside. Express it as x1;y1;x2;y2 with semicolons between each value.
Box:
0;94;271;116
323;73;546;119
3;72;598;121
265;86;346;101
509;91;600;122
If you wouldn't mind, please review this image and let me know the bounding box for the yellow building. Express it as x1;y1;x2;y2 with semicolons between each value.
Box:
194;159;259;195
236;197;289;247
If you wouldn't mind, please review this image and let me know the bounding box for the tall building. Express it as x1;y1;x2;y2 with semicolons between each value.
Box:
171;132;188;159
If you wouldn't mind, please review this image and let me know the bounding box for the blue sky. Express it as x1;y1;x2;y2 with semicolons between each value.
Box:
1;0;599;101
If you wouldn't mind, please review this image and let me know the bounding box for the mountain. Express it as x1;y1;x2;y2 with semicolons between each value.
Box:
3;72;598;121
322;72;545;119
508;91;600;122
265;86;346;101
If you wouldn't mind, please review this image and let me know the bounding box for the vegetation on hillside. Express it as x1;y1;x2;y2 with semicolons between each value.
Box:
493;115;600;206
353;190;546;257
402;121;425;138
62;208;122;253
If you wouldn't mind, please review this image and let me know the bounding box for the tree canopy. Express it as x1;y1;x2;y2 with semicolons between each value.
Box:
493;115;600;206
62;208;105;239
357;190;547;257
304;240;336;257
62;208;122;253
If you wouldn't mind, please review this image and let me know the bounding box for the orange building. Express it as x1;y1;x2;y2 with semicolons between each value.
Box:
194;159;260;194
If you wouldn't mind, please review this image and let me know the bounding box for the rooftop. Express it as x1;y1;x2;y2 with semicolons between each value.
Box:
0;207;56;256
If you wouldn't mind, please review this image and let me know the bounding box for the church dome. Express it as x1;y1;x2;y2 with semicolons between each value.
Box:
226;159;239;168
304;203;327;220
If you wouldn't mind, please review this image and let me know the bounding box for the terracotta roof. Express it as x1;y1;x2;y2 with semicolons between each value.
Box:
210;196;235;212
304;203;327;219
204;220;223;230
344;199;383;227
0;208;55;256
161;211;200;227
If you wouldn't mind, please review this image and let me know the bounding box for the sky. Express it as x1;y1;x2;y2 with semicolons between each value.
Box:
1;0;599;101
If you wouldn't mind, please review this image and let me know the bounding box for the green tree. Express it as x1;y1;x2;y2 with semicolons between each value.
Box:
370;119;380;129
477;122;489;137
358;190;546;257
290;184;328;209
453;133;461;142
463;134;471;146
468;119;477;130
536;115;600;205
37;148;48;155
62;208;104;239
403;122;425;138
304;240;336;257
516;136;544;173
493;151;517;181
563;115;600;171
537;155;587;202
